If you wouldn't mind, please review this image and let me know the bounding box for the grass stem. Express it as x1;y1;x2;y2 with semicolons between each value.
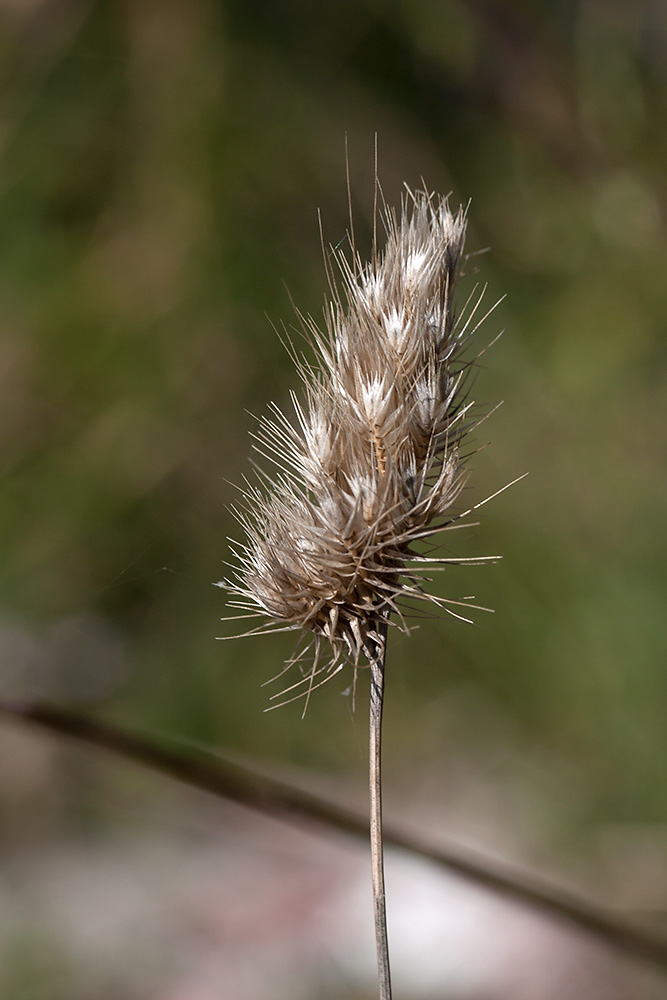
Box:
368;616;392;1000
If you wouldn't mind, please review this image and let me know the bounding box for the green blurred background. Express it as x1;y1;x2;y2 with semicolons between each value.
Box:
1;0;667;996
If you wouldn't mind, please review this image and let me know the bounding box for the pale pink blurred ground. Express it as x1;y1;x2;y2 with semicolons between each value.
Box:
1;612;666;999
1;740;666;1000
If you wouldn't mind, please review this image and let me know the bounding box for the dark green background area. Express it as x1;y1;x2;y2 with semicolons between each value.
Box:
1;0;667;995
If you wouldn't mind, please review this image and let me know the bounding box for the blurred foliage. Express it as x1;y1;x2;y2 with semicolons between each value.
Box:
1;0;667;993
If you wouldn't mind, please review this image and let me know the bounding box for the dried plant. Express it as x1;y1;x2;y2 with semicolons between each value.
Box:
222;189;499;700
220;180;501;1000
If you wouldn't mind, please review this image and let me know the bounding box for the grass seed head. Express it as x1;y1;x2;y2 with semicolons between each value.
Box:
221;187;498;706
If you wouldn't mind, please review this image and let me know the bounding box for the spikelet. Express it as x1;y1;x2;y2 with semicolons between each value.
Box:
220;187;497;706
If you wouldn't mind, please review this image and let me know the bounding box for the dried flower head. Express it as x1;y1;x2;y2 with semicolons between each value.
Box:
220;187;498;707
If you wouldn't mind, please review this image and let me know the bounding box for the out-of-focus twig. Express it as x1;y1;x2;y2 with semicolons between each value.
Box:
1;697;667;972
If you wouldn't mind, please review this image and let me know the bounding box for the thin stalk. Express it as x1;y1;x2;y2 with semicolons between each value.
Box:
368;616;392;1000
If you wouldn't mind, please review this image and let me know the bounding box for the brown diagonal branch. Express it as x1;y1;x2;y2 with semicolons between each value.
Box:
1;697;666;972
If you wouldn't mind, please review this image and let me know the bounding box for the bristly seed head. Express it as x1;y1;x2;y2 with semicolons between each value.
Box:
219;187;499;708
